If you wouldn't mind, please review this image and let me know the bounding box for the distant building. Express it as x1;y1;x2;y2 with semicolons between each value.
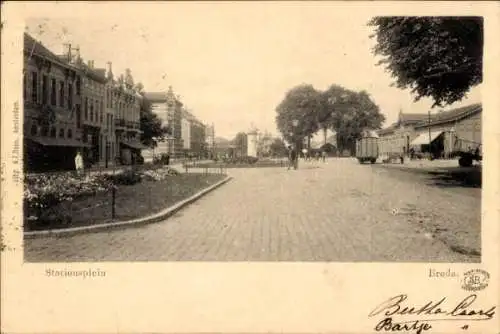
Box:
144;86;207;159
205;124;215;158
183;109;206;158
246;129;258;157
378;103;482;158
142;90;173;160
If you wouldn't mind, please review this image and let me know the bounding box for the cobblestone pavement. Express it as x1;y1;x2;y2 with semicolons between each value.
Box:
24;158;480;262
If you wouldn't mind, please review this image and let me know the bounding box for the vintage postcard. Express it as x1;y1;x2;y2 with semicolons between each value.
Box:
1;1;499;333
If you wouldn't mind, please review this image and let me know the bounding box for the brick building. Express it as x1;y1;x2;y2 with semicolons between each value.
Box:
23;33;87;172
24;33;146;171
378;103;482;159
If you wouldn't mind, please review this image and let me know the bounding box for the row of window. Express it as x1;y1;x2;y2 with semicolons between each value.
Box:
84;97;105;124
30;124;73;139
105;89;138;109
83;97;138;125
24;71;77;109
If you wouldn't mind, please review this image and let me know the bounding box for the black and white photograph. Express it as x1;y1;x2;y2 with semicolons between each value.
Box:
1;2;499;333
19;12;484;263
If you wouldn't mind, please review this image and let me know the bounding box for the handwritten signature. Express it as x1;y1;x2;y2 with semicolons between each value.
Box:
369;294;496;334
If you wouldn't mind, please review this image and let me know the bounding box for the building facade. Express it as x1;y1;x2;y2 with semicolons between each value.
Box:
23;33;86;172
377;104;482;158
109;70;144;165
144;86;207;159
58;44;144;167
26;35;145;170
78;58;107;166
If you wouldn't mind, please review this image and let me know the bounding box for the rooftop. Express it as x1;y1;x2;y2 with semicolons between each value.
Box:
24;33;77;71
378;103;482;135
414;103;482;128
398;113;429;124
79;63;107;83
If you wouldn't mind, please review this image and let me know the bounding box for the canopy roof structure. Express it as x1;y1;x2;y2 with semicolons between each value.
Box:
410;131;443;146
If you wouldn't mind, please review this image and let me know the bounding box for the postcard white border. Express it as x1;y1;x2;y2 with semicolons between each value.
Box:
1;2;499;333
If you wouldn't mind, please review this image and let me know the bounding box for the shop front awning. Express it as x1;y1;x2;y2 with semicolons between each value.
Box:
121;141;149;150
410;131;444;146
27;137;91;148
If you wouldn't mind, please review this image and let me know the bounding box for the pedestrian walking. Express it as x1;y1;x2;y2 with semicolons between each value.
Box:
321;150;327;162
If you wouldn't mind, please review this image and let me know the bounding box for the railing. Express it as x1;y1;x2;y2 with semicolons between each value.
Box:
182;158;289;173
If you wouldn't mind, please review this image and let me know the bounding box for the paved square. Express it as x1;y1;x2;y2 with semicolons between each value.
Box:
24;159;480;262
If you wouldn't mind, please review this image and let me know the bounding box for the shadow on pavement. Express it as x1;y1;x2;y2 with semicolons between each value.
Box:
426;166;482;188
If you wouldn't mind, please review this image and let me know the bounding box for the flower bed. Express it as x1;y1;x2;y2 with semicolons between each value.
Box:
24;172;226;231
24;167;182;230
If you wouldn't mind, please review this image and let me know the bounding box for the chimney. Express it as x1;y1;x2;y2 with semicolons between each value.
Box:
87;60;94;69
63;43;72;62
106;61;112;74
105;61;113;80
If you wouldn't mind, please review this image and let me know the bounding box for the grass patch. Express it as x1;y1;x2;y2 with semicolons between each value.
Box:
25;173;227;231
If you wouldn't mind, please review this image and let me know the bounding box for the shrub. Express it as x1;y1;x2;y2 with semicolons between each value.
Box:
153;153;171;165
223;156;259;164
104;169;142;186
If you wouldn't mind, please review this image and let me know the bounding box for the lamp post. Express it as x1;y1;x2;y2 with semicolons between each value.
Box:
428;110;432;160
291;119;299;169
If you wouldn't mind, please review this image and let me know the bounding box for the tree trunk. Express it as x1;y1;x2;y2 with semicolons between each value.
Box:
307;135;311;150
323;127;328;146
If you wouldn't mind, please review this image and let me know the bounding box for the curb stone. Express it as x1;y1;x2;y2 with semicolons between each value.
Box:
24;176;232;239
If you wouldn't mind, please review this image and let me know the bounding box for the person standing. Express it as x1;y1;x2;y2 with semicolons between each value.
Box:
321;150;327;162
293;146;298;169
288;145;298;170
74;151;84;176
302;148;307;161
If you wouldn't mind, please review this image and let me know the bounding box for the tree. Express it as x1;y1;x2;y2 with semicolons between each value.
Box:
275;84;322;149
330;90;385;154
369;16;483;107
256;131;274;157
318;84;351;145
232;132;248;157
269;137;288;157
134;82;144;93
139;96;171;148
275;83;385;154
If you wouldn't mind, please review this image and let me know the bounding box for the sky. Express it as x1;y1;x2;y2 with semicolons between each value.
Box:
26;4;481;140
